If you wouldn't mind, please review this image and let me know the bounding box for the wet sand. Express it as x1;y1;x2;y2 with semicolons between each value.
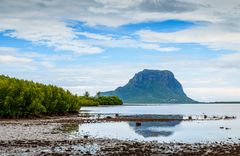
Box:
0;115;240;155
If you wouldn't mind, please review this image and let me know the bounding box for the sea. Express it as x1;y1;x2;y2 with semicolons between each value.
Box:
70;104;240;143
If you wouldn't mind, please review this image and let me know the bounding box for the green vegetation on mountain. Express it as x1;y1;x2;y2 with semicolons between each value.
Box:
0;75;122;118
101;69;196;103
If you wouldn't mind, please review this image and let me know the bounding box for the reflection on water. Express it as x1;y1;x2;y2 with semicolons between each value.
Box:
71;104;240;143
128;120;182;138
70;119;240;143
124;114;183;120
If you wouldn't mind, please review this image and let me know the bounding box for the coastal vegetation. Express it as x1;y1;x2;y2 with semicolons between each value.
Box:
0;75;122;118
78;95;123;106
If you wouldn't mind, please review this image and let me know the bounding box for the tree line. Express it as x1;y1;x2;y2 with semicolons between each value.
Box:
80;91;123;106
0;75;122;118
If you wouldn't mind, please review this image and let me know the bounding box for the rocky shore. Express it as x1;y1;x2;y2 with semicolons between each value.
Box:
0;115;239;155
1;138;240;155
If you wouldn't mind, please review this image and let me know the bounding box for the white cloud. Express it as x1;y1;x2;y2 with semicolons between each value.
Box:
1;0;240;54
185;88;240;102
0;55;32;64
0;47;33;67
0;18;103;54
214;53;240;68
77;32;113;40
0;46;72;69
139;43;180;52
137;26;240;51
0;47;74;62
85;36;180;52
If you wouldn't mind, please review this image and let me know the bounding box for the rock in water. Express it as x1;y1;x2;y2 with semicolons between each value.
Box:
101;69;196;103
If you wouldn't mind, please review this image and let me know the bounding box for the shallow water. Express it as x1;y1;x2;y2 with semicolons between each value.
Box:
75;104;240;143
81;104;240;116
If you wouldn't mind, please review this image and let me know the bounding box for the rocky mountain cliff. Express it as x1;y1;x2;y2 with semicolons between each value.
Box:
101;69;196;103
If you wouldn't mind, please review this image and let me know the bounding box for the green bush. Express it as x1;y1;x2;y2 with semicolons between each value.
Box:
0;75;81;118
78;97;99;106
0;75;123;118
96;96;123;105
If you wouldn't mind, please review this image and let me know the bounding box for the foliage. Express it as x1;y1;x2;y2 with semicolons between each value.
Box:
78;97;99;106
96;96;123;105
78;95;123;106
0;75;123;118
0;75;81;118
83;91;90;98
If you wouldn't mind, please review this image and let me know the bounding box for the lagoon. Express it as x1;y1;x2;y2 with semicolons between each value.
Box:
74;104;240;143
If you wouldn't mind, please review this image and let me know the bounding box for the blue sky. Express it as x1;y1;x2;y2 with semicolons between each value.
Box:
1;0;240;102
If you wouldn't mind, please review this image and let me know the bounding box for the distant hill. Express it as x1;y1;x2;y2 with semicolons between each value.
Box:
101;69;196;103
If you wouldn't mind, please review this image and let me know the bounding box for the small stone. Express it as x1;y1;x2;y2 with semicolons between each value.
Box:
203;115;207;119
188;116;192;120
136;122;141;127
106;116;112;119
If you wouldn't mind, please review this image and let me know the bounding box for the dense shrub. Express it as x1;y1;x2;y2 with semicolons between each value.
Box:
96;96;123;105
78;96;123;106
78;97;99;106
0;75;81;118
0;75;123;118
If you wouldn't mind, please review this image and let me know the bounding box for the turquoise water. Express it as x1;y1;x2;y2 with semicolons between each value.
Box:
75;104;240;143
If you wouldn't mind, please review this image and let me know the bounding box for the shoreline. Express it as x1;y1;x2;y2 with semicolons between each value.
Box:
0;113;235;124
1;137;240;155
0;115;239;155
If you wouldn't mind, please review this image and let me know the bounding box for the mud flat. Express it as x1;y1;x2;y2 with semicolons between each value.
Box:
0;115;240;155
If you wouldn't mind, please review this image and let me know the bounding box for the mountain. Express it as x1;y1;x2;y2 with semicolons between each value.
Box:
101;69;196;103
